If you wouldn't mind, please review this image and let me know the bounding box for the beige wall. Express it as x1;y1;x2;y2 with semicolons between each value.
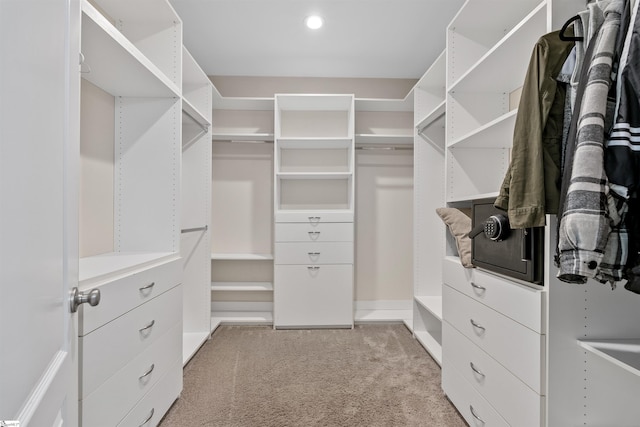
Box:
355;149;413;301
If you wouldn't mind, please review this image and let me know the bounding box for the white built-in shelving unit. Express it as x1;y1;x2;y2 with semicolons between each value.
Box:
180;47;213;365
273;94;355;328
78;0;185;424
412;50;447;365
209;89;275;328
440;1;550;424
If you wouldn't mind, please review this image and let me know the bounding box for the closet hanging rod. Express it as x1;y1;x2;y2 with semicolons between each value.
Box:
181;225;208;234
182;109;210;133
214;140;274;144
355;146;413;151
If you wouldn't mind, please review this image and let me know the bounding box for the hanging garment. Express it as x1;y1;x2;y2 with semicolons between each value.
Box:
494;31;574;228
557;0;625;284
605;0;640;292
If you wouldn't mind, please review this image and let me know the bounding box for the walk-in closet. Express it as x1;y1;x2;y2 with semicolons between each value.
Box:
2;0;640;425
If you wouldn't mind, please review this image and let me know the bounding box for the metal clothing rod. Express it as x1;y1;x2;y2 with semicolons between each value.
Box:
181;225;208;234
355;146;413;151
182;109;210;133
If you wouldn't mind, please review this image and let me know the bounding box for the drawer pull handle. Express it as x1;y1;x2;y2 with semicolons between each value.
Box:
139;282;155;292
470;282;486;291
308;231;321;239
139;320;155;333
308;216;321;223
139;363;155;380
470;319;485;331
308;252;321;256
469;405;485;423
307;266;320;271
470;362;485;377
138;408;154;426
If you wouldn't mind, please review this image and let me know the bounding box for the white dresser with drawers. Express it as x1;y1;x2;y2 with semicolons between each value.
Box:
78;256;183;426
441;256;545;426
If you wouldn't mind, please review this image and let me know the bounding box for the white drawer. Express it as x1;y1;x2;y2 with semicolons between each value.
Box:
443;285;545;393
79;257;181;336
274;264;353;327
81;322;182;427
443;322;543;427
275;211;354;223
275;242;353;264
442;361;510;427
117;358;182;427
442;257;544;333
80;284;182;399
275;222;353;242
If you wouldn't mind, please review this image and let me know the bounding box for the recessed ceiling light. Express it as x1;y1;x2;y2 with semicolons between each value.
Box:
305;15;324;30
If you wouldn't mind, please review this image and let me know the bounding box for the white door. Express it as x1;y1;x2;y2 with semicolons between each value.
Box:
0;0;80;425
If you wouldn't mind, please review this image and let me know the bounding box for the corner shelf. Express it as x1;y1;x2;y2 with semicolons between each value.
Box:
449;109;517;149
81;1;180;98
578;339;640;377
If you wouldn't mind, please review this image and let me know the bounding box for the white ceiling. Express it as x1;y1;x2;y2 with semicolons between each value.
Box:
170;0;465;79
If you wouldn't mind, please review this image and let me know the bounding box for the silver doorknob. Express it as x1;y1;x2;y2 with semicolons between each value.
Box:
70;287;101;313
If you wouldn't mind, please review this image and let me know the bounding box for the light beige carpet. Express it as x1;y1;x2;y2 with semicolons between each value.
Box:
159;324;466;427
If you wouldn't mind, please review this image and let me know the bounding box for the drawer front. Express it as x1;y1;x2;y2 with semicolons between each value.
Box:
442;361;510;427
80;284;182;399
442;257;544;333
81;323;182;427
117;358;182;427
443;285;545;393
443;322;543;427
275;242;353;265
275;211;354;223
274;264;353;327
275;222;353;242
79;257;181;336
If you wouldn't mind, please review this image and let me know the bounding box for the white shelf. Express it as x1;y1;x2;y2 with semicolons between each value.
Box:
277;137;352;149
578;339;640;377
354;309;413;324
277;172;352;180
211;312;274;330
449;2;546;94
80;1;180;98
415;296;443;321
416;100;446;133
79;251;178;285
354;134;413;145
449;109;517;149
211;253;274;261
414;330;443;365
182;331;209;365
447;191;499;204
182;99;211;129
211;133;274;142
211;282;273;292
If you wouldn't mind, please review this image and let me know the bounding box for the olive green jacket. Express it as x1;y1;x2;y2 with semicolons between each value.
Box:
494;30;574;228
